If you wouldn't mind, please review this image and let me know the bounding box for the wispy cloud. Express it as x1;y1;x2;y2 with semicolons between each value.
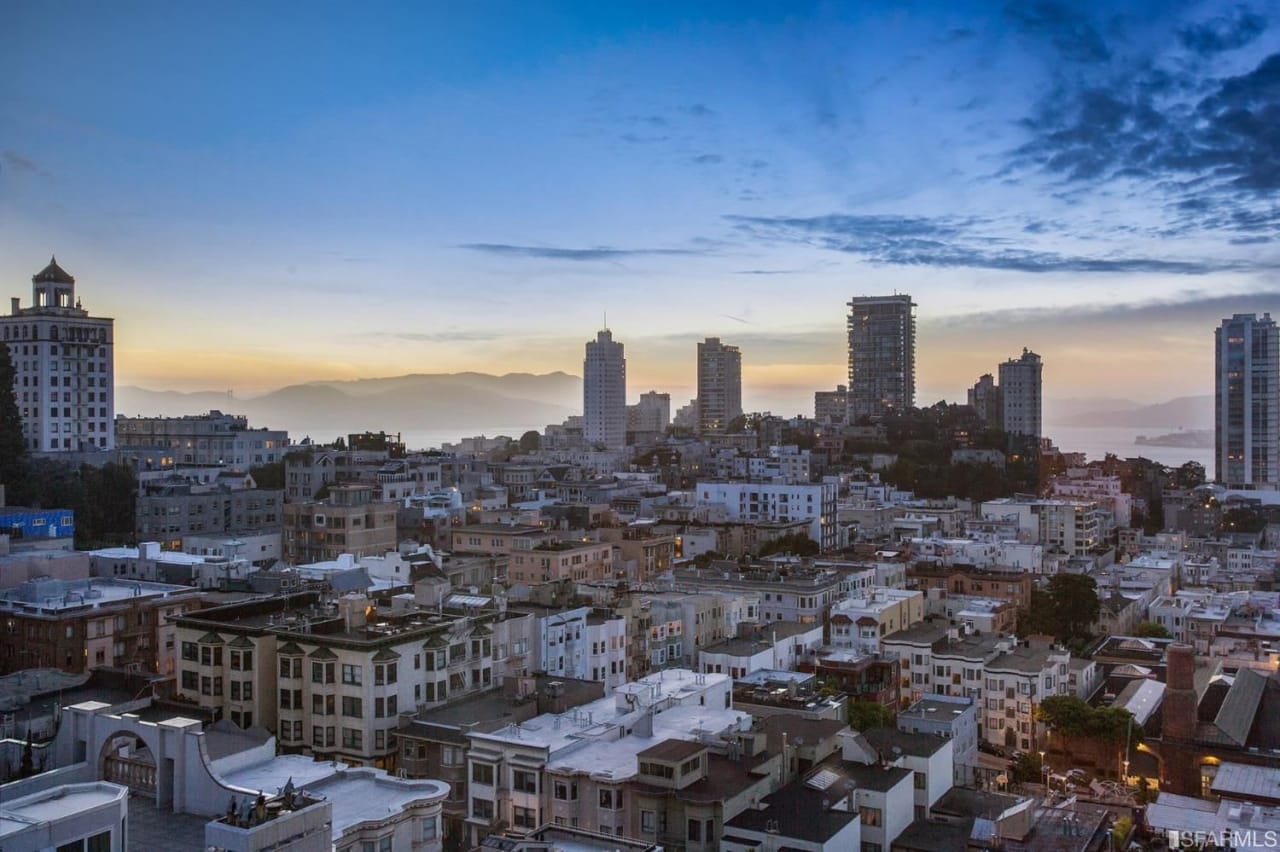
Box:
726;213;1246;274
933;288;1280;330
1179;7;1267;56
458;243;705;261
1;150;50;177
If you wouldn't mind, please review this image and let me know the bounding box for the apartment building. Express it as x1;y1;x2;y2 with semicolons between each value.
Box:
282;484;398;564
980;497;1106;557
905;563;1034;612
463;670;748;847
0;577;202;676
847;294;916;422
673;562;843;626
171;590;518;768
698;620;824;679
982;639;1071;752
2;257;115;452
695;480;839;551
897;693;980;785
829;588;924;655
509;540;614;585
135;475;282;551
116;410;288;468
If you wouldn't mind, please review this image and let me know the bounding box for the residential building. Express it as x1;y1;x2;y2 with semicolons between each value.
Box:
982;639;1071;752
829;588;925;655
998;348;1043;440
584;328;627;449
627;390;670;435
0;506;75;553
814;384;848;426
698;620;823;678
672;562;843;626
0;577;202;675
171;590;515;766
897;693;980;786
861;727;953;820
509;540;614;585
1;257;114;452
847;294;915;422
0;782;129;852
282;484;398;565
696;337;742;435
980;497;1105;557
135;475;282;551
115;411;289;468
90;541;252;589
1216;312;1279;489
967;373;1001;428
695;480;839;551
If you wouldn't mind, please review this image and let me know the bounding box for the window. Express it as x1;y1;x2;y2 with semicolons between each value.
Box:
342;696;363;718
472;763;495;785
641;810;657;833
513;769;538;793
342;664;362;685
313;694;335;716
860;806;882;826
442;746;464;766
471;798;494;820
599;788;622;809
914;771;926;789
181;670;197;690
422;816;437;841
181;641;198;661
553;780;578;800
513;805;537;829
379;837;393;852
687;818;702;841
281;657;301;678
375;662;397;685
342;727;363;749
312;661;334;684
375;696;398;717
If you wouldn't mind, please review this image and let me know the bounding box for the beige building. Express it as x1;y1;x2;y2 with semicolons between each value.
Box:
509;540;613;585
282;484;397;565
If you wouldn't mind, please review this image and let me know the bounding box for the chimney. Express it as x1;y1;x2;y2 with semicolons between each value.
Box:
1163;643;1197;741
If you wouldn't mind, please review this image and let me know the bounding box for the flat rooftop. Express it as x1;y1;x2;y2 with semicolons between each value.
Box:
0;782;127;842
91;546;208;565
0;577;198;614
305;770;448;838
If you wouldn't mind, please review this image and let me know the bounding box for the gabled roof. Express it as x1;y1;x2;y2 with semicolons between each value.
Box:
371;648;401;662
307;647;338;660
32;256;74;285
278;642;305;656
227;635;254;648
1214;667;1268;746
198;632;225;645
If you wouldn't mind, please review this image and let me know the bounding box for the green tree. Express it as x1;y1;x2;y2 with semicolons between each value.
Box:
0;341;25;497
1135;621;1171;639
848;701;895;732
758;533;820;557
518;430;541;452
1046;573;1101;643
250;461;285;490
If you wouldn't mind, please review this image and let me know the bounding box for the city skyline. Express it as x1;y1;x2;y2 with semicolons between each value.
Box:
4;3;1280;415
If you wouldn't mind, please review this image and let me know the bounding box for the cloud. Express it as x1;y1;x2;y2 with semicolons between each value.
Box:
933;288;1280;331
1003;1;1111;64
683;104;716;118
692;153;723;165
1179;7;1267;55
387;330;501;343
1;150;50;177
458;242;704;261
1008;37;1280;235
726;213;1244;274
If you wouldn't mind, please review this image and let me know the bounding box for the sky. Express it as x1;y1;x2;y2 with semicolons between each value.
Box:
3;0;1279;417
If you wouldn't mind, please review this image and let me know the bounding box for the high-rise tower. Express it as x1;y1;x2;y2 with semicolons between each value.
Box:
1;258;115;452
1216;313;1278;489
847;295;915;422
583;328;626;449
998;349;1043;440
696;337;742;435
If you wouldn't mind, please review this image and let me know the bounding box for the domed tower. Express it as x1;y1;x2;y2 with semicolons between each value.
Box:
1;257;115;453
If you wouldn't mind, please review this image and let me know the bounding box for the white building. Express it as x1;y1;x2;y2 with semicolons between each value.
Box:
584;328;627;450
2;257;114;452
695;480;839;551
998;348;1042;440
698;621;823;678
980;498;1104;557
0;782;129;852
828;588;924;655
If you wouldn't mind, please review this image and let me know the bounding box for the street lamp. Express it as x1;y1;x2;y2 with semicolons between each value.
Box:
1040;750;1049;797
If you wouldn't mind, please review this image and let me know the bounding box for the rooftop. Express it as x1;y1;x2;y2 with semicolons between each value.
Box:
0;577;199;614
862;726;951;758
899;693;975;723
0;782;126;843
723;777;858;843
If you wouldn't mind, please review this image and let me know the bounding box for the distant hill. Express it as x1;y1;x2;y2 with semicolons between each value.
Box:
117;372;582;438
1052;395;1213;428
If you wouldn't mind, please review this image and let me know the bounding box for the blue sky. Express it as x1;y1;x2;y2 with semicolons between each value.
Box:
3;1;1279;415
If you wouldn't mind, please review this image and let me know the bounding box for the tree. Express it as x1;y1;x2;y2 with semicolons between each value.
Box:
1135;621;1171;639
0;341;25;496
250;461;285;490
758;533;820;557
518;430;541;452
848;701;895;732
1046;573;1101;643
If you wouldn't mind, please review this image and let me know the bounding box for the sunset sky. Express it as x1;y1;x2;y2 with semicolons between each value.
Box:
3;1;1279;417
